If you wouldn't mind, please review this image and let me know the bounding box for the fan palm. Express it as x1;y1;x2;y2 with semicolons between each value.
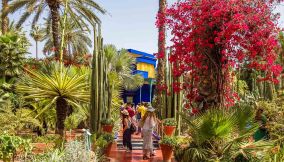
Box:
30;25;44;60
17;62;90;136
42;17;92;60
176;106;272;162
4;0;106;57
104;45;144;118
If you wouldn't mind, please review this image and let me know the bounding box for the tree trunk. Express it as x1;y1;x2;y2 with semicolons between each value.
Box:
36;41;38;60
68;43;72;62
47;0;60;58
1;0;8;34
157;0;167;119
56;97;68;136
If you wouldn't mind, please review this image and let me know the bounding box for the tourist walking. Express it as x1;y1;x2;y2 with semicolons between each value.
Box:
121;109;133;152
125;102;135;122
136;102;147;135
140;106;159;160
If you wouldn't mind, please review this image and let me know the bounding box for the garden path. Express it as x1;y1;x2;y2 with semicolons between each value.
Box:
108;132;176;162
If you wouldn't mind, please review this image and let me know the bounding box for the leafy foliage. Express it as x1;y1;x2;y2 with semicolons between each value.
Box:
176;106;272;162
0;32;29;78
0;133;31;162
160;136;178;147
163;118;177;126
104;45;144;91
101;118;115;125
0;101;41;135
5;0;106;29
257;100;284;145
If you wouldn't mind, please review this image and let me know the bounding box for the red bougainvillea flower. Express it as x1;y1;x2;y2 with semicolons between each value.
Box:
157;0;283;108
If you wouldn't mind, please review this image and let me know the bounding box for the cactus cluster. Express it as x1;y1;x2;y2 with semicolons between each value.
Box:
90;24;109;133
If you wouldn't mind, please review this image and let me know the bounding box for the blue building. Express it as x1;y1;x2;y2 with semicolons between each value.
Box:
122;49;157;105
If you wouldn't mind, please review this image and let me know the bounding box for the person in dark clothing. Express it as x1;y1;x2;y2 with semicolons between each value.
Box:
121;109;132;152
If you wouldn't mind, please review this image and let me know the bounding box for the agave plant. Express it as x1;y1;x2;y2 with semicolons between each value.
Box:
175;105;272;162
17;62;90;136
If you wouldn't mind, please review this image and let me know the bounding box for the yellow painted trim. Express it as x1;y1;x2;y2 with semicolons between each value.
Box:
137;63;155;78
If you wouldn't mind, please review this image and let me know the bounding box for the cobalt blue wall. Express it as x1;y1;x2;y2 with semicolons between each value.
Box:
122;84;156;105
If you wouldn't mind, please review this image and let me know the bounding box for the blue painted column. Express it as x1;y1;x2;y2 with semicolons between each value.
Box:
140;86;142;103
149;79;153;103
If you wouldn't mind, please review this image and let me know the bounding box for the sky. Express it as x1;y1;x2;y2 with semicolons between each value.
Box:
5;1;284;59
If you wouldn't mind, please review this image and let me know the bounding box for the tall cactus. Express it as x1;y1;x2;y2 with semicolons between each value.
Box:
161;49;183;135
90;24;106;133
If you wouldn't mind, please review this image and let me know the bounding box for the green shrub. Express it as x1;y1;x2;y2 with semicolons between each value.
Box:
101;118;114;125
0;133;31;162
32;134;61;143
163;118;177;126
160;136;177;147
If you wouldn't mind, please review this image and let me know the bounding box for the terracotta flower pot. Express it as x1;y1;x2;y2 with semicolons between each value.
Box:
160;144;174;162
32;143;55;154
102;124;114;133
163;126;176;136
104;142;113;157
65;132;76;141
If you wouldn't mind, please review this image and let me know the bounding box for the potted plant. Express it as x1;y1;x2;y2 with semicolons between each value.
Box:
174;136;192;161
64;115;80;141
101;118;115;133
97;133;115;157
163;118;177;136
160;136;177;162
31;134;58;154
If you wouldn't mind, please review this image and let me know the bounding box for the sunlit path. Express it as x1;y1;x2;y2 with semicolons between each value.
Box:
108;133;175;162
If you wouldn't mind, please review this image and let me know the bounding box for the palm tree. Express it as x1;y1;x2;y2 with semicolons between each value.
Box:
17;62;90;136
104;45;144;118
1;0;9;34
5;0;106;57
157;0;167;118
42;17;92;61
30;25;44;60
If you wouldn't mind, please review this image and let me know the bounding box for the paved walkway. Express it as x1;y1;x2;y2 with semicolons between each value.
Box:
108;133;175;162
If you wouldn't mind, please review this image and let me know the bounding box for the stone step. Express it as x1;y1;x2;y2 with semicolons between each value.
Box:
116;140;159;150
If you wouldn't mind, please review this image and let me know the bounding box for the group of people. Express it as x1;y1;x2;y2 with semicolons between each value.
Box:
120;102;160;160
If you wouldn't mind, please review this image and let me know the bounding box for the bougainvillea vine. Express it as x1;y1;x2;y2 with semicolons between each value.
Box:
157;0;283;110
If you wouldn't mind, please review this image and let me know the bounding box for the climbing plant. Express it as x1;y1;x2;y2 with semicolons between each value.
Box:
159;0;283;111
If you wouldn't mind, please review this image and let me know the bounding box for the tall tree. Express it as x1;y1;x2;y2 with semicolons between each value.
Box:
1;0;9;34
4;0;106;57
156;0;167;119
30;25;44;60
42;17;92;60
